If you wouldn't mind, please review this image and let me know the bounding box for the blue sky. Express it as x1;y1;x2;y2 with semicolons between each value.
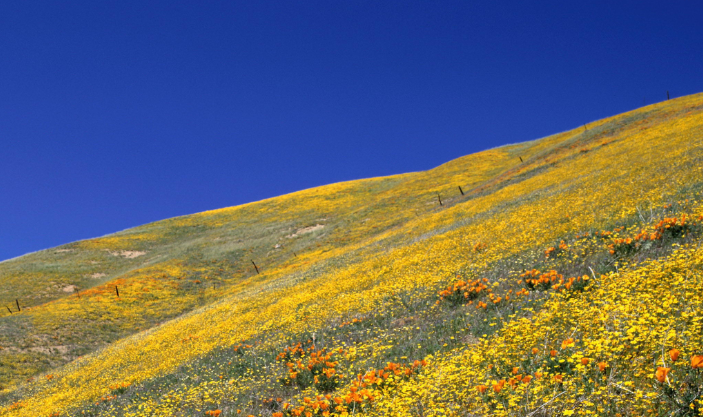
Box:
1;1;702;261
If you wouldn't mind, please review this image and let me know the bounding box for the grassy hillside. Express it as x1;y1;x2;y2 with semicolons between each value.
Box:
1;93;703;416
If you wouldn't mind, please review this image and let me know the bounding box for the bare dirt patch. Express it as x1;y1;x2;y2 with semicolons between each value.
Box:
287;224;325;238
89;273;106;279
62;285;77;293
108;250;146;259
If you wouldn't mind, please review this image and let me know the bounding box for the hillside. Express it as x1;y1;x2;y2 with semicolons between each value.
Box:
1;93;703;416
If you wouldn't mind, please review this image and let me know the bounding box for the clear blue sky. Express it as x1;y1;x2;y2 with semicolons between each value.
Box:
1;1;701;261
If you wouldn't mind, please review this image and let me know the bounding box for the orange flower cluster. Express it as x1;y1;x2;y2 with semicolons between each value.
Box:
233;343;252;354
108;381;131;391
473;242;488;252
280;347;344;391
437;278;491;305
273;394;335;417
275;340;314;362
653;215;700;239
520;270;588;292
337;386;375;411
358;360;427;388
306;360;428;413
8;401;26;411
607;232;657;255
544;241;568;259
487;291;511;305
555;276;588;292
652;351;703;409
339;318;362;328
262;397;284;410
520;270;561;291
491;345;613;397
607;215;701;256
95;394;117;405
485;373;536;394
480;347;610;397
205;410;222;416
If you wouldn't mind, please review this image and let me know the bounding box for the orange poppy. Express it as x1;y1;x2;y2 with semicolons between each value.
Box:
477;385;488;394
669;349;680;362
655;367;670;383
493;379;505;393
580;357;590;366
691;355;703;369
598;362;608;372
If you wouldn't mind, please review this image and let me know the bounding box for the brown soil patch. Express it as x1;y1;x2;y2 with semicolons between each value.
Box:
108;250;146;259
287;224;325;238
62;285;77;293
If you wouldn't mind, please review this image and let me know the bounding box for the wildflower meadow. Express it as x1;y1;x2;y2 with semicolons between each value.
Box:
1;93;703;416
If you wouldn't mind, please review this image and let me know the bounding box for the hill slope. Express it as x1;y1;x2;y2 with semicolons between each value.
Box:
1;93;703;416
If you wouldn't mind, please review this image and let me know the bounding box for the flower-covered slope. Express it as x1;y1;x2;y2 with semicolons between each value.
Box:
1;93;703;416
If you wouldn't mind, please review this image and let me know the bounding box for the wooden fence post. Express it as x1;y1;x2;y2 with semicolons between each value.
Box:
458;186;464;195
16;299;20;312
251;260;260;274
